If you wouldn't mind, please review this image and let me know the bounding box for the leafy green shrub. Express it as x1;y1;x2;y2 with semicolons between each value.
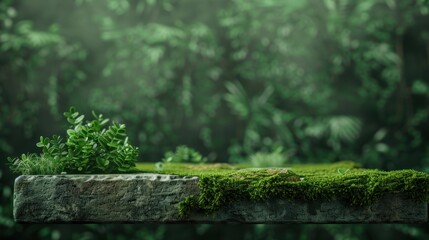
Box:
8;107;139;174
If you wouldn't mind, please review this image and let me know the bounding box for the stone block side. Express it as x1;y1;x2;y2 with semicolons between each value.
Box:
14;174;199;223
190;195;428;223
14;175;428;223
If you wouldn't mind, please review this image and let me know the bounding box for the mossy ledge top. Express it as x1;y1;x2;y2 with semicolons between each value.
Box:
136;161;429;216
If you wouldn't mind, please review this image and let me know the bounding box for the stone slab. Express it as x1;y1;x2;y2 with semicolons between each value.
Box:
14;174;428;223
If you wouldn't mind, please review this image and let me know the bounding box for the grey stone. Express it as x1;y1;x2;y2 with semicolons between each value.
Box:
14;174;428;223
191;195;428;223
14;174;199;223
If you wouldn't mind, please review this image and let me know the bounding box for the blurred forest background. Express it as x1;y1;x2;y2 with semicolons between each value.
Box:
1;0;429;239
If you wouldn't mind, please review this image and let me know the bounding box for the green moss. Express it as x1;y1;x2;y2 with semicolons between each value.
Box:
136;161;429;217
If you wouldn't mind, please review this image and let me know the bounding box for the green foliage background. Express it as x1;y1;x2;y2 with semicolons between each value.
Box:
1;0;429;239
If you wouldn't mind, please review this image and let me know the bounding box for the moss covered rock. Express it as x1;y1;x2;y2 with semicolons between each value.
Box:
136;161;429;217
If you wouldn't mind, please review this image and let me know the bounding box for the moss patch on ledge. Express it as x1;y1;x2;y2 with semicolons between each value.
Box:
136;161;429;217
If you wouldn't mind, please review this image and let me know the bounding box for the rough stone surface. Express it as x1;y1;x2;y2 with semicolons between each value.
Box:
14;174;199;223
14;174;428;223
191;195;428;223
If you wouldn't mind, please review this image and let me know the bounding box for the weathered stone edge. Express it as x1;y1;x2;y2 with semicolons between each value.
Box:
14;174;429;223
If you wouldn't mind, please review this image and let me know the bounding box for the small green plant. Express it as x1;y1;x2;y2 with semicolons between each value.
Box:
8;107;139;174
163;145;207;163
248;147;288;167
156;145;207;170
8;153;62;175
337;168;350;175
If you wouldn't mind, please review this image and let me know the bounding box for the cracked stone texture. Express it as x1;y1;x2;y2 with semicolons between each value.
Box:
14;174;428;223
